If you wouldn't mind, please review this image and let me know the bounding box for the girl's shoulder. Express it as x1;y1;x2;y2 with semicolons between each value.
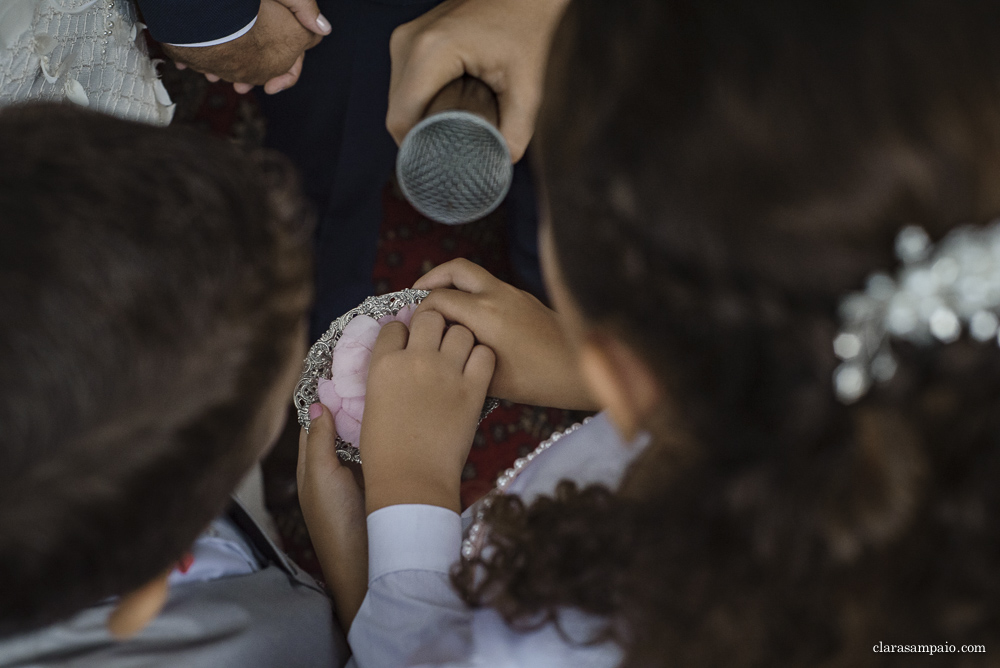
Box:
507;412;648;503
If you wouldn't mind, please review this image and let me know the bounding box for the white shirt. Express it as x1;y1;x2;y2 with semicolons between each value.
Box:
347;412;647;667
167;516;260;587
166;16;257;48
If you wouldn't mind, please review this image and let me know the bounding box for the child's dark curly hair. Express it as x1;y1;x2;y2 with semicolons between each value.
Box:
453;1;1000;665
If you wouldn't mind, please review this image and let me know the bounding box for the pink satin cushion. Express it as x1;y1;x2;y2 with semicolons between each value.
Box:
315;304;417;446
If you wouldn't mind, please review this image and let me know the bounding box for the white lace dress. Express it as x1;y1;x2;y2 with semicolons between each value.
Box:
0;0;174;125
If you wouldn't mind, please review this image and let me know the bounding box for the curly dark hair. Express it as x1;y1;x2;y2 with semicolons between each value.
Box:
0;104;313;635
453;1;1000;665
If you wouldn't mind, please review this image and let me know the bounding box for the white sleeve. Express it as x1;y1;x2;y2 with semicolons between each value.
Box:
165;16;257;47
347;504;474;668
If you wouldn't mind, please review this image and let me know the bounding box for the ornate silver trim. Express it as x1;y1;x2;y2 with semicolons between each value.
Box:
293;288;500;463
462;419;591;560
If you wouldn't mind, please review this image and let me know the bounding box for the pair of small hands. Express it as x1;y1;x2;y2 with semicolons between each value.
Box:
164;0;570;160
296;259;594;629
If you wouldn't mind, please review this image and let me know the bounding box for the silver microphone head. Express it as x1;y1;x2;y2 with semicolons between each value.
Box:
396;110;514;226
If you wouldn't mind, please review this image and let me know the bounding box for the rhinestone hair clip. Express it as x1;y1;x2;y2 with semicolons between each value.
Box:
833;221;1000;403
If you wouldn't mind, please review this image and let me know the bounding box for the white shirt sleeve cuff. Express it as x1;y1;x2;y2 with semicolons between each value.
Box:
367;504;462;583
165;15;257;47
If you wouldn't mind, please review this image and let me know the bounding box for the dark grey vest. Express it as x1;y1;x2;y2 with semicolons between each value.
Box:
0;500;349;667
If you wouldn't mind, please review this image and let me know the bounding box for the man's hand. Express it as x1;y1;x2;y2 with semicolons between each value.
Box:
414;259;597;411
297;404;367;630
386;0;571;162
276;0;331;37
163;0;326;95
361;312;495;515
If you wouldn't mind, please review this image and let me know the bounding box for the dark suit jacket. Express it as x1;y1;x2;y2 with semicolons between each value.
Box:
134;0;260;44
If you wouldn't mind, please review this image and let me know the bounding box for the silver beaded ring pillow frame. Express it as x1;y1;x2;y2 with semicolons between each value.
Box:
0;0;174;125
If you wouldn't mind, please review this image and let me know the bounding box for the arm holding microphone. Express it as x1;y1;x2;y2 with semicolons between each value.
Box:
387;0;572;163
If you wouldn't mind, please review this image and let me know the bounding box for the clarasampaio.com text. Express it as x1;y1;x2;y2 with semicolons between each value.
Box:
873;643;985;655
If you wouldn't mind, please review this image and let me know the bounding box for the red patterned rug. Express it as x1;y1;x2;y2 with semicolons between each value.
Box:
166;75;588;578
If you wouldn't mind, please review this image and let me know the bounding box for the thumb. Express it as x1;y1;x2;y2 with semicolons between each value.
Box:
276;0;332;35
298;403;342;482
413;258;494;293
496;69;543;164
414;289;483;330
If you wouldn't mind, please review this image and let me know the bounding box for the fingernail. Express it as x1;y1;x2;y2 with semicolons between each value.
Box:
309;403;323;420
316;14;331;34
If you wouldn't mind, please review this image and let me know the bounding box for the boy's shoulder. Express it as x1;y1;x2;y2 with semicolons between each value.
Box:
0;504;348;668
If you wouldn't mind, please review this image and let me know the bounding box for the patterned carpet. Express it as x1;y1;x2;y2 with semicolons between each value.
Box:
164;71;588;578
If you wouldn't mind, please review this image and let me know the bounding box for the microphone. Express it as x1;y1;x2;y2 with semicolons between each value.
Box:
396;76;514;225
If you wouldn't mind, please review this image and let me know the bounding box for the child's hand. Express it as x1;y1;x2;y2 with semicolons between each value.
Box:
413;259;597;411
297;405;368;630
361;311;495;514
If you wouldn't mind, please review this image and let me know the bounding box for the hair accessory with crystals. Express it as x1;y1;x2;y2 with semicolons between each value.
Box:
833;221;1000;403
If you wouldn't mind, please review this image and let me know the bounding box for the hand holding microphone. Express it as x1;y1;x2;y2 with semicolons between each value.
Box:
387;0;571;223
